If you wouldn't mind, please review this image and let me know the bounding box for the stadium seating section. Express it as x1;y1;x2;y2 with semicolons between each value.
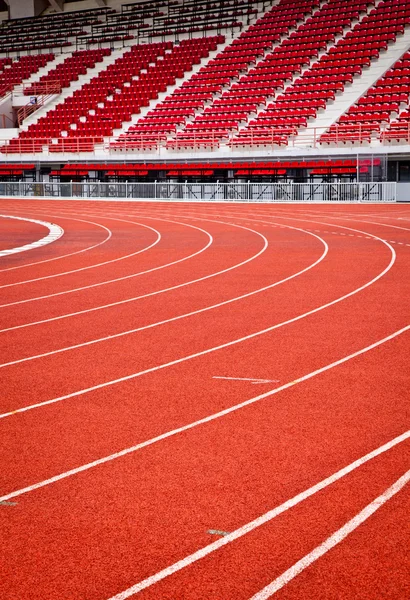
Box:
0;0;410;161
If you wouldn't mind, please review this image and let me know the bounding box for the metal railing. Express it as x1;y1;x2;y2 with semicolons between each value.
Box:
17;81;62;125
0;125;409;156
0;181;397;202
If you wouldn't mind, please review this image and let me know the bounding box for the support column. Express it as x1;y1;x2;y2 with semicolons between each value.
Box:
9;0;49;19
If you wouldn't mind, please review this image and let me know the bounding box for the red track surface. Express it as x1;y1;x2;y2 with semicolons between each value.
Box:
0;199;409;600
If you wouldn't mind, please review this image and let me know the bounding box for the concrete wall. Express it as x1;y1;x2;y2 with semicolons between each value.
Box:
396;183;410;202
0;95;15;128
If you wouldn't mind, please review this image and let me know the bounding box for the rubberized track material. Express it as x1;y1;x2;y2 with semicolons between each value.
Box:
0;201;409;600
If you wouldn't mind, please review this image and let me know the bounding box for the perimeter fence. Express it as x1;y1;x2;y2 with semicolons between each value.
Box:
0;181;397;202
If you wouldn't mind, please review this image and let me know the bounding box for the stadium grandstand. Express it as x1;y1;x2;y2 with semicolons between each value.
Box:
0;0;408;200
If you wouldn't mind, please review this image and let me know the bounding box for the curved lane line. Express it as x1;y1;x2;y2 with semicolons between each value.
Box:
0;217;213;308
0;218;162;289
0;214;63;258
0;220;395;418
0;215;266;328
0;327;408;505
0;223;325;368
0;215;112;273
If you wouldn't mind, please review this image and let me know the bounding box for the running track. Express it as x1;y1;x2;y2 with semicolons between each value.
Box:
0;199;409;600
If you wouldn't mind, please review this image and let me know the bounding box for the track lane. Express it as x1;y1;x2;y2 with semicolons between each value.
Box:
0;214;50;252
0;221;311;365
130;439;410;600
0;216;163;302
0;326;408;600
264;476;410;600
0;215;159;287
0;210;111;272
0;217;213;319
0;200;405;599
0;218;401;486
0;213;111;275
0;219;386;415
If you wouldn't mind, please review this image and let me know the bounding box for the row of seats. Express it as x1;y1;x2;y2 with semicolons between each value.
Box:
3;38;221;154
51;158;362;171
233;0;380;145
80;0;256;45
322;39;410;144
0;6;113;53
115;0;318;148
0;54;53;97
25;49;111;94
175;0;375;146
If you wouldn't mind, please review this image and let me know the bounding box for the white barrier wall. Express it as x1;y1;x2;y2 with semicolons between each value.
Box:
396;183;410;202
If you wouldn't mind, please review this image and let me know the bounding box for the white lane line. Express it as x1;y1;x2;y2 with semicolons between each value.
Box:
0;214;270;331
0;214;111;273
0;225;323;369
213;377;279;385
4;201;390;334
0;215;63;257
0;218;161;289
0;216;395;415
1;325;408;504
106;431;410;600
250;469;410;600
0;217;213;308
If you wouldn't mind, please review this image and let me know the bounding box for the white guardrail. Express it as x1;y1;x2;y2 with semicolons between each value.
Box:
0;181;397;202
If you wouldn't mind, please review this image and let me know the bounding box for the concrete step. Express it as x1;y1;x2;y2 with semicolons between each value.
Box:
308;28;410;135
111;0;305;141
24;53;71;85
21;47;131;129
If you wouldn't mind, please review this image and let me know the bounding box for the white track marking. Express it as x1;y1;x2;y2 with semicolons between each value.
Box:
0;218;213;308
0;219;395;417
106;435;410;599
213;377;279;384
0;214;271;330
0;225;324;368
0;215;63;257
1;325;408;503
250;470;410;600
0;203;388;331
0;219;161;289
0;215;111;273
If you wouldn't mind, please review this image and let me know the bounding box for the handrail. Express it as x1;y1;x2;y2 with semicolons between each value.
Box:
17;81;62;126
0;123;406;155
0;84;15;101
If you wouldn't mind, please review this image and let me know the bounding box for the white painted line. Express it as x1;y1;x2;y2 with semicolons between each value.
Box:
0;226;324;369
0;215;111;273
0;215;63;257
250;469;410;599
0;218;395;415
0;218;213;307
105;431;410;600
1;325;408;505
0;218;161;289
213;377;279;385
0;214;272;330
